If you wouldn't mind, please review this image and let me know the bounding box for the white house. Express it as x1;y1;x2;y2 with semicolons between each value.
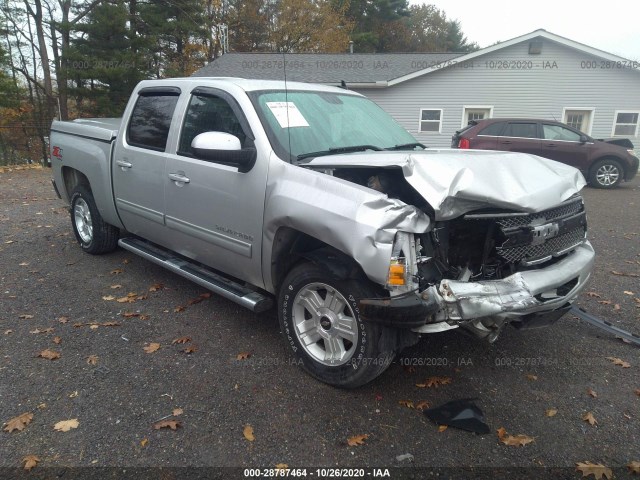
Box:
194;29;640;151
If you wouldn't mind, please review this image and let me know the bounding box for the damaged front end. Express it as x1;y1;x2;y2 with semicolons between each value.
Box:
303;152;596;342
360;193;594;341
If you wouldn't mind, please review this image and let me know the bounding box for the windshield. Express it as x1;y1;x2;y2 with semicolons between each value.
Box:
250;90;420;162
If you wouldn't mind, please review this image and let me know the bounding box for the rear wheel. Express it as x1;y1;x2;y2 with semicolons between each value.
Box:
278;263;395;388
589;158;623;188
70;185;119;254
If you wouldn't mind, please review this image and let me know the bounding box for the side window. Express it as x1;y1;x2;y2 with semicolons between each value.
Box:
542;124;581;142
503;122;538;138
479;121;506;136
419;109;442;133
127;93;179;151
178;94;247;156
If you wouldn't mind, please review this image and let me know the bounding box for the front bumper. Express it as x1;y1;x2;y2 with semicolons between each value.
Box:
625;154;639;181
360;241;595;329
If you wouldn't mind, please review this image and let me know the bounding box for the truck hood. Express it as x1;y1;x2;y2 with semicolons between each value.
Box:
306;149;586;220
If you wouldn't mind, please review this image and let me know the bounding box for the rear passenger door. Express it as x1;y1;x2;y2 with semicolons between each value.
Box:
498;122;541;156
473;121;506;150
112;87;180;242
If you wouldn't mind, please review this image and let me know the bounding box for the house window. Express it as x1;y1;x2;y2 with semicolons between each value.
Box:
562;108;593;134
419;109;442;133
462;106;493;127
612;111;640;136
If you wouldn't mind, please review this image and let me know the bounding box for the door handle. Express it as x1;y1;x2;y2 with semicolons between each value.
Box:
116;159;132;169
168;173;190;184
545;143;557;147
499;140;512;144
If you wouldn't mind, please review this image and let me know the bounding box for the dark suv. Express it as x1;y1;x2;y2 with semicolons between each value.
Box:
452;118;639;188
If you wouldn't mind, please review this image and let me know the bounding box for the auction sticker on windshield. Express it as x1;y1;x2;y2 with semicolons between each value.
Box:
266;102;310;128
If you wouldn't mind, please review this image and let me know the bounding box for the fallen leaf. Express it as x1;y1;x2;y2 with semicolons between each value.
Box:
22;455;39;471
110;284;122;289
101;321;121;327
583;412;598;426
174;306;185;313
236;352;251;360
58;317;69;324
38;349;60;360
4;329;13;335
200;292;211;299
627;461;640;475
37;403;46;410
110;268;123;275
598;300;612;305
635;389;640;397
102;295;116;301
586;292;601;298
346;433;368;446
117;295;136;303
526;374;538;381
606;356;631;368
54;419;79;432
243;425;255;442
53;336;62;344
5;240;14;244
86;355;98;365
437;425;448;432
122;312;140;318
140;438;148;447
3;412;34;432
587;388;598;398
183;345;198;354
172;408;183;416
496;427;507;439
188;296;204;305
172;336;191;345
415;376;452;388
153;420;181;430
576;461;613;479
545;408;558;417
19;314;34;319
139;314;150;320
613;304;621;311
149;283;164;292
611;270;639;278
30;327;54;334
500;434;535;447
398;400;414;409
69;391;78;398
19;262;29;266
275;463;289;470
143;343;160;354
624;291;634;295
415;401;430;411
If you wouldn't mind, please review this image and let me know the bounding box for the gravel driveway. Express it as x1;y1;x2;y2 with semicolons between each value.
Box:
1;166;639;479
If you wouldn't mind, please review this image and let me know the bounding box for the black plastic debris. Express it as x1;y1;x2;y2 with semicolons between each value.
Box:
423;398;490;434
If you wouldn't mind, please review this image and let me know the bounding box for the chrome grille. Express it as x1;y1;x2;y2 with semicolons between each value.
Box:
496;227;586;263
496;197;584;230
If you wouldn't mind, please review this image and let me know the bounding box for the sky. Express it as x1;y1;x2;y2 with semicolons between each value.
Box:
418;0;640;61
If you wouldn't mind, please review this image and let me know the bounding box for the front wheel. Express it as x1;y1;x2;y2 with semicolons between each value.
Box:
589;158;623;188
278;263;395;388
70;185;119;254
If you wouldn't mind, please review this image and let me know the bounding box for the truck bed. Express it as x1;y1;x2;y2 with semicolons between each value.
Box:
51;118;121;142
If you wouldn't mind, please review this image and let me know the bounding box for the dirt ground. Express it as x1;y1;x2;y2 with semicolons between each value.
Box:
1;166;639;479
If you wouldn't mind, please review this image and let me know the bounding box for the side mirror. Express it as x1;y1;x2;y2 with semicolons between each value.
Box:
191;132;256;173
579;134;588;144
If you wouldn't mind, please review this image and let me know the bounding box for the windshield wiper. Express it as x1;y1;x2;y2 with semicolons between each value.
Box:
385;142;426;151
297;144;383;161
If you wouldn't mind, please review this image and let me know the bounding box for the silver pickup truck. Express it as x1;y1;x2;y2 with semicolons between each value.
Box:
50;78;595;387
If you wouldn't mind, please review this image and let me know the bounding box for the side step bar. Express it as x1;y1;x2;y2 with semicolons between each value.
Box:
118;237;273;313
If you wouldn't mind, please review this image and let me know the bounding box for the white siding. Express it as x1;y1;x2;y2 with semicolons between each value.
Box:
354;39;640;151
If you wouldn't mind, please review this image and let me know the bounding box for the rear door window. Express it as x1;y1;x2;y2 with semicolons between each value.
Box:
503;122;538;139
127;90;180;151
479;122;506;136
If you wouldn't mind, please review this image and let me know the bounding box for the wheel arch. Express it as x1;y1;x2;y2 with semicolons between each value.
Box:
270;227;367;295
589;155;627;177
62;166;91;201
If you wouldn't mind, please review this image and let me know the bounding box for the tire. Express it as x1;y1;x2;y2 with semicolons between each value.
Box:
70;185;119;254
589;158;624;188
278;263;395;388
